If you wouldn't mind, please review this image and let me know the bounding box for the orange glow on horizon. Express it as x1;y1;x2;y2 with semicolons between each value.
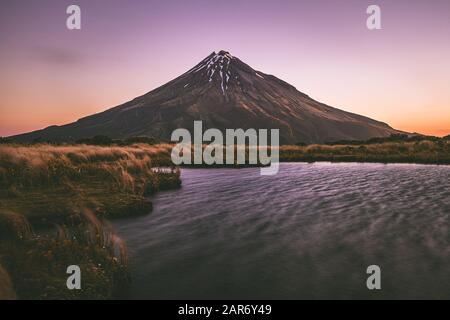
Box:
1;100;449;138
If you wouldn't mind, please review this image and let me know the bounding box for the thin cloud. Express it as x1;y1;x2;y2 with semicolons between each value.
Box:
31;46;86;66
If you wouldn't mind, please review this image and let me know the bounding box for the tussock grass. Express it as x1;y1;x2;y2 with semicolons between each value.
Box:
167;140;450;166
0;209;33;240
0;209;129;299
0;264;16;300
0;143;181;299
279;140;450;164
0;143;180;221
0;143;175;190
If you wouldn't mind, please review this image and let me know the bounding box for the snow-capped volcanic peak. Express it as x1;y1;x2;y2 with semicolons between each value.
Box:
188;50;236;95
11;49;403;145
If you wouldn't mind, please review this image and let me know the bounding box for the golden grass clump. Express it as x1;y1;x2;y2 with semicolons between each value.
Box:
0;143;174;191
0;264;16;300
0;208;129;299
0;143;181;220
62;209;129;267
0;209;33;240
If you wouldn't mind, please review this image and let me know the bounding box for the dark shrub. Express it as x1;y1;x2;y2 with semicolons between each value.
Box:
124;136;159;145
76;135;114;146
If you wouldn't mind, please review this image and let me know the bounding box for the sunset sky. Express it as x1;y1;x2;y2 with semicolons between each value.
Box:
0;0;449;137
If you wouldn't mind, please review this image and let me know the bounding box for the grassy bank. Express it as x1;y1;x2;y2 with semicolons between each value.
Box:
0;143;180;222
279;140;450;164
0;143;181;299
172;138;450;166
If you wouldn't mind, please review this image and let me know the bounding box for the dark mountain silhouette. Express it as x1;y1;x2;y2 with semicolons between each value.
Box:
11;50;403;144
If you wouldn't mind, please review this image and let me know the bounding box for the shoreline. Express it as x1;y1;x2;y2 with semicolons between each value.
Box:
181;159;450;169
1;139;449;299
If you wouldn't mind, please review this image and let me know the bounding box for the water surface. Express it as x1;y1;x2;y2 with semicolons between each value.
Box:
113;163;450;299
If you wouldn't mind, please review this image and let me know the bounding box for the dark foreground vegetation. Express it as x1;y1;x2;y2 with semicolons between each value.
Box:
0;135;161;146
0;143;180;299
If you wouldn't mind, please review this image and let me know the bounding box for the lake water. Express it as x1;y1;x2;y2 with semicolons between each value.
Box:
113;163;450;299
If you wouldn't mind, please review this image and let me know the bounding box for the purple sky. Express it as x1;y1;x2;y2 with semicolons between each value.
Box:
1;0;449;136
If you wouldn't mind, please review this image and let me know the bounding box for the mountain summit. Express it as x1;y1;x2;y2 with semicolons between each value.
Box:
11;50;402;144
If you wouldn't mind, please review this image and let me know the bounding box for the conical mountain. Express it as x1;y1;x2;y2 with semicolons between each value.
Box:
11;50;402;144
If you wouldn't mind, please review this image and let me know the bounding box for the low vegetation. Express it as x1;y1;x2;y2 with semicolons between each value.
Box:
281;139;450;164
0;143;180;221
0;263;16;300
0;209;130;299
0;143;181;299
75;135;160;146
323;133;447;145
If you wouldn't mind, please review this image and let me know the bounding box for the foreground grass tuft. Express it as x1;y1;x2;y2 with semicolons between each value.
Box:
0;264;16;300
0;210;129;299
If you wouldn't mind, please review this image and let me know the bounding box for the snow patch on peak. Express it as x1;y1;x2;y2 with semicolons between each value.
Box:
255;72;265;79
193;51;234;94
186;51;241;95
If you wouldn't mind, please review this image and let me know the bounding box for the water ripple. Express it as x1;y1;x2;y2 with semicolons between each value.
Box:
113;163;450;299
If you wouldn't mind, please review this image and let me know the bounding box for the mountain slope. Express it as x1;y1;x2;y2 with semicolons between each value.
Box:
11;50;402;144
